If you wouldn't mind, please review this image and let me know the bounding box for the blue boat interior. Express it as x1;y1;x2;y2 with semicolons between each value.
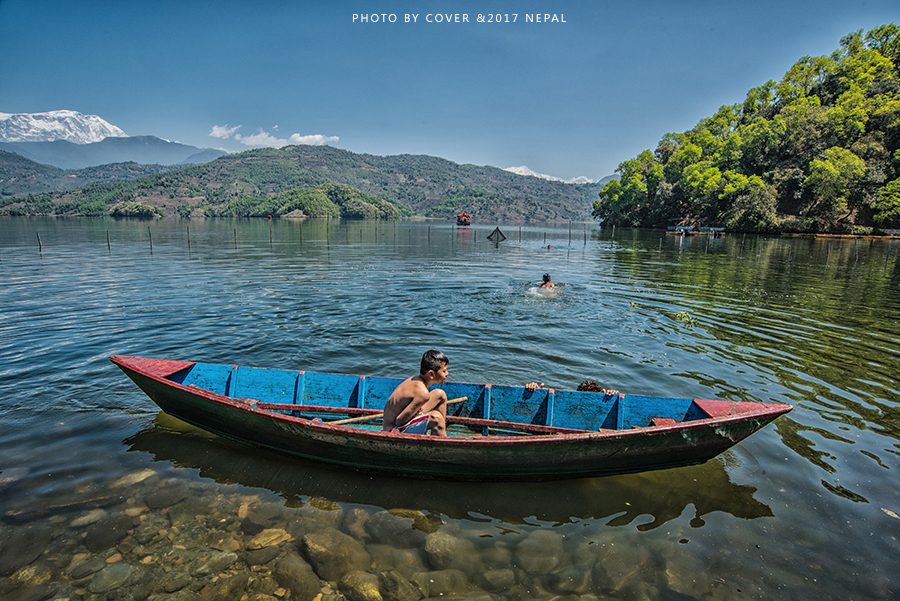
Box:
168;362;710;431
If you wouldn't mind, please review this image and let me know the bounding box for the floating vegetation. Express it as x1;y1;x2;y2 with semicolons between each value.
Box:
674;311;695;327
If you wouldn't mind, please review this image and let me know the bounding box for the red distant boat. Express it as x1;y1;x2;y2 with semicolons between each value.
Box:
456;213;471;226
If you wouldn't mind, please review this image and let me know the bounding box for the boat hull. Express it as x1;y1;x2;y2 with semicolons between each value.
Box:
112;356;792;481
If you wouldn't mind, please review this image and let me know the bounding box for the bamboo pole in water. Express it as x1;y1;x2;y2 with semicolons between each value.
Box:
148;227;152;252
36;232;42;253
107;230;111;252
187;226;191;251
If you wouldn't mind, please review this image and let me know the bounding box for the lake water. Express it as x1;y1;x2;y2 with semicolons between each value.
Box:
1;216;899;601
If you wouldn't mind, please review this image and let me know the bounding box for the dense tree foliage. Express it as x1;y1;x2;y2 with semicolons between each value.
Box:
0;152;177;198
213;183;400;219
594;24;900;233
109;201;163;219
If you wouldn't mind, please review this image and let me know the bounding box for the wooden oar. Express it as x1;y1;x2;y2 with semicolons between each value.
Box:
328;397;468;426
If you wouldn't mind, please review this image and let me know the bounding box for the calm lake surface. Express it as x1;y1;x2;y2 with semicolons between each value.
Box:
1;216;899;601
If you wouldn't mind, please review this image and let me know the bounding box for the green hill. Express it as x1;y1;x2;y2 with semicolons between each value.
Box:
593;24;900;234
0;151;178;198
1;145;603;221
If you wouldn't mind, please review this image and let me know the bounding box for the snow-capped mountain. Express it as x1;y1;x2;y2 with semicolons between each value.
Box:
504;165;597;185
0;110;128;144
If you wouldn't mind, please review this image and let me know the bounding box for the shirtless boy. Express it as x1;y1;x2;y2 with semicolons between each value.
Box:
382;350;450;436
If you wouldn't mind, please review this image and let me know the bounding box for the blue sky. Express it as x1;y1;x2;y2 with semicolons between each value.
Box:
0;1;896;180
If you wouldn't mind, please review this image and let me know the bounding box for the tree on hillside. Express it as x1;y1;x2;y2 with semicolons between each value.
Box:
594;23;900;234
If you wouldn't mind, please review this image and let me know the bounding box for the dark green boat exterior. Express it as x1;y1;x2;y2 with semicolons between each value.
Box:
111;355;792;481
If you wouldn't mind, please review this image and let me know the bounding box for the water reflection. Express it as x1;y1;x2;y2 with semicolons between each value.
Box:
124;412;774;529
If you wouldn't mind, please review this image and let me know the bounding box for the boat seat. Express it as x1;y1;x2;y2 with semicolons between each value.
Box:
650;417;676;427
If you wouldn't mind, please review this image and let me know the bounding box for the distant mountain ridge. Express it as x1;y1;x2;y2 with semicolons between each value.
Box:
0;136;226;169
0;110;127;143
0;110;224;168
504;165;598;184
0;151;183;198
2;145;604;221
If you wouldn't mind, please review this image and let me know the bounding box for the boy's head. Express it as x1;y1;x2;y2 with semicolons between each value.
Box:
420;350;449;378
542;274;552;283
577;379;602;392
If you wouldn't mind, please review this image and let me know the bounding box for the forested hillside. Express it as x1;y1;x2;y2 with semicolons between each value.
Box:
593;24;900;233
1;145;602;221
0;151;179;197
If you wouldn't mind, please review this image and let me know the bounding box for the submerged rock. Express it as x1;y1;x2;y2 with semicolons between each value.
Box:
378;570;423;601
365;511;427;548
133;513;170;545
69;508;107;528
248;528;292;549
0;524;54;576
0;583;58;601
145;485;190;509
423;531;478;572
112;468;158;488
515;530;564;574
200;572;251;601
480;569;516;592
241;502;288;535
343;508;373;542
193;551;238;575
410;569;471;598
10;563;56;587
163;575;193;593
274;552;323;601
368;545;427;575
302;528;371;582
69;556;107;579
88;563;133;593
247;545;282;566
339;570;383;601
84;512;134;553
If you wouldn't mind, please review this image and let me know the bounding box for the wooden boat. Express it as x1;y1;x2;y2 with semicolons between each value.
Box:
110;355;792;481
456;212;471;226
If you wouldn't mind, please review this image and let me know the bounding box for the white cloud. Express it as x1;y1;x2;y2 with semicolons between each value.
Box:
209;124;338;147
209;124;241;139
237;130;286;146
288;133;339;145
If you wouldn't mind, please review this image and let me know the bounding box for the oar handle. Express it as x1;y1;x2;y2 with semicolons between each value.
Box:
328;396;468;426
